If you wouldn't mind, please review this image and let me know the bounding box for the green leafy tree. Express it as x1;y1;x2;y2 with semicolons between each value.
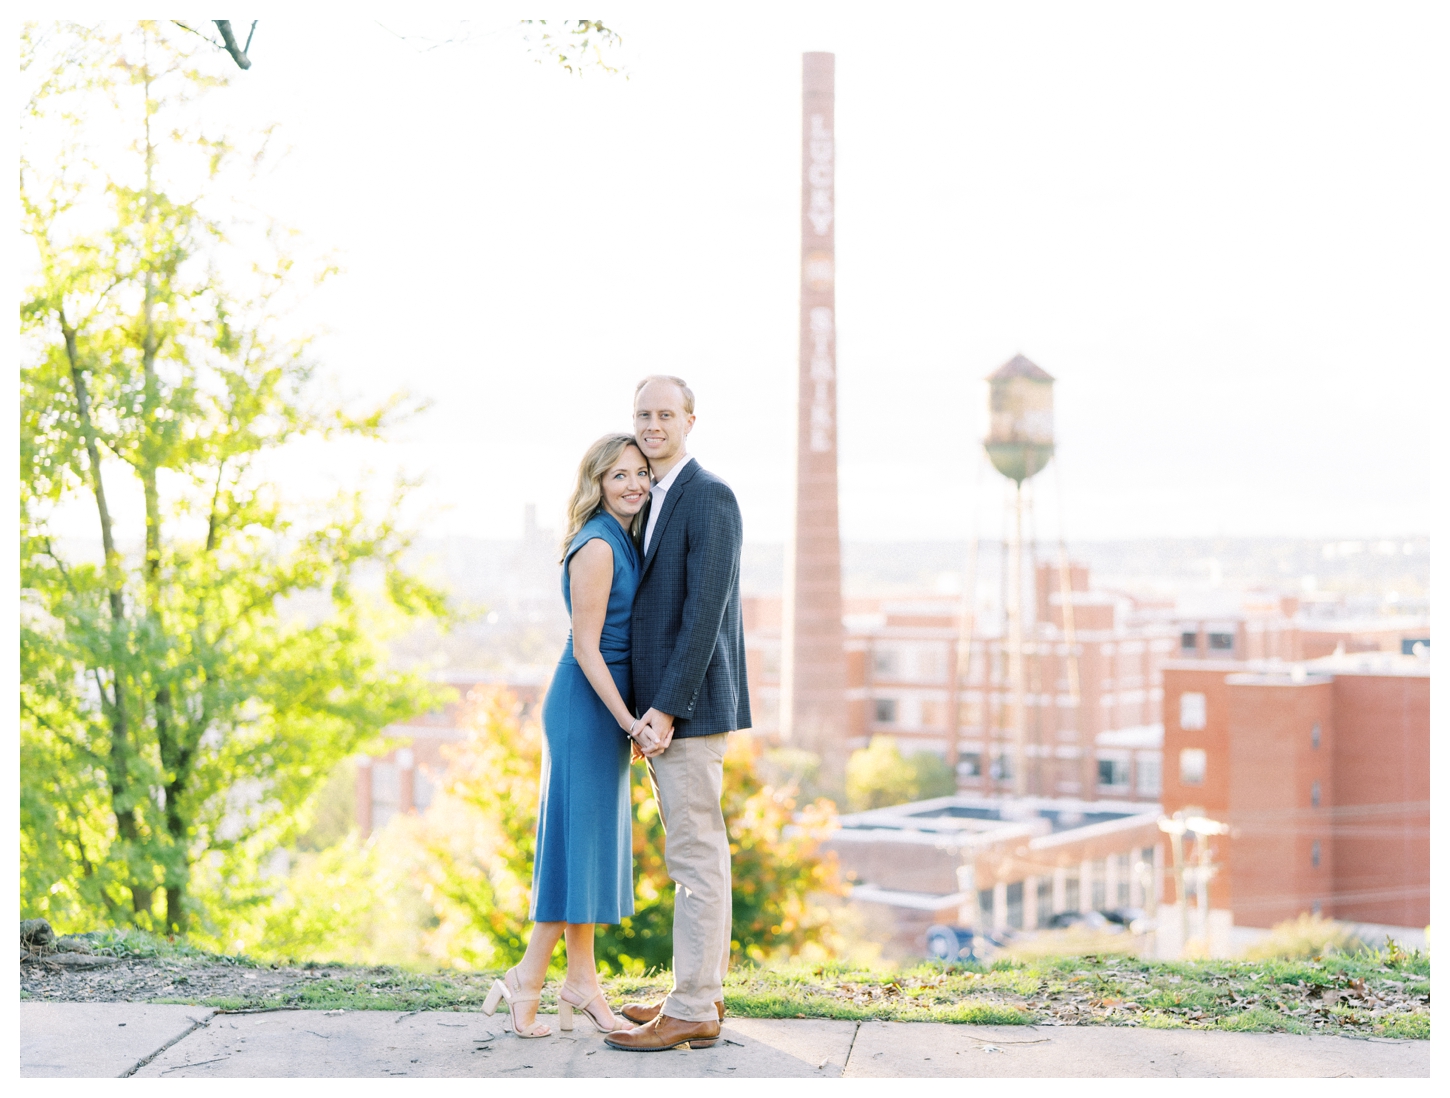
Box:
19;21;445;938
845;735;957;811
909;749;958;802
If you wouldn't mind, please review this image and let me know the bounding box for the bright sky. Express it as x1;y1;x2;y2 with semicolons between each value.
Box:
47;5;1449;544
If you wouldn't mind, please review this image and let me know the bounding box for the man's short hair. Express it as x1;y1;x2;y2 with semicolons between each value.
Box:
635;374;695;415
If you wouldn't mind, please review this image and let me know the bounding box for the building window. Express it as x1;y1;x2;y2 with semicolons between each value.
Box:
1179;748;1207;786
1311;841;1321;868
990;753;1012;780
1208;632;1234;651
959;752;982;778
371;761;399;830
1006;881;1024;929
1097;758;1130;788
977;888;994;924
1179;692;1207;731
873;698;897;724
1091;863;1107;911
1116;854;1131;908
1036;877;1052;925
1064;875;1080;914
1180;631;1198;650
414;767;437;811
1137;756;1162;797
917;649;946;681
1311;722;1321;749
1311;781;1320;807
872;650;898;677
920;700;945;727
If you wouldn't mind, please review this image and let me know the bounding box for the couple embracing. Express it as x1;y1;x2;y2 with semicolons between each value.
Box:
482;375;748;1052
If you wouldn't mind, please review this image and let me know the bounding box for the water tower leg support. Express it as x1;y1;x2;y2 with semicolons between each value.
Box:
1009;479;1026;797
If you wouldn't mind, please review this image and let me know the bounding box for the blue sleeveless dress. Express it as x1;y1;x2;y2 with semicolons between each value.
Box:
530;512;639;924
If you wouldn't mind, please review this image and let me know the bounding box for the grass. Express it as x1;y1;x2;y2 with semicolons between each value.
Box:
29;930;1429;1039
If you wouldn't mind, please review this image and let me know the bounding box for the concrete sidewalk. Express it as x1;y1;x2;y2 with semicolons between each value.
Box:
18;1002;1429;1078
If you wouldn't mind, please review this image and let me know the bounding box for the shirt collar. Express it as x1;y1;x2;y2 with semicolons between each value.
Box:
650;453;693;494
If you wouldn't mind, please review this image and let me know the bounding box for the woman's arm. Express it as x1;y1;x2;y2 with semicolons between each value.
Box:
568;538;639;737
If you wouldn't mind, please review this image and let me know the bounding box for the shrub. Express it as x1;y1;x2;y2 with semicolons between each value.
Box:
597;732;844;973
417;688;843;972
1243;913;1367;960
846;735;956;811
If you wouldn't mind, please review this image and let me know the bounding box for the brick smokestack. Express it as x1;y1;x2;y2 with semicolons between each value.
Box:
782;52;847;770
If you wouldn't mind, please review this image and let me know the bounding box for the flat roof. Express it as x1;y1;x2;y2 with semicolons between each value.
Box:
1305;651;1430;677
836;793;1158;842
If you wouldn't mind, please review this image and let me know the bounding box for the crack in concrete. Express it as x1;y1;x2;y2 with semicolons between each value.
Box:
120;1012;216;1078
839;1021;861;1077
160;1054;233;1075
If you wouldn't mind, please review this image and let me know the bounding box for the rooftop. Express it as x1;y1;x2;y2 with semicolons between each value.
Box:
986;353;1055;383
1305;650;1430;677
836;794;1157;844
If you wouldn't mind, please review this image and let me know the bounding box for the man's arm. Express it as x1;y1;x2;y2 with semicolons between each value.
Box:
649;480;742;721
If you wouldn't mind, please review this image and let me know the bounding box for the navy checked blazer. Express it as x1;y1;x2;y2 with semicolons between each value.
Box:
630;459;751;737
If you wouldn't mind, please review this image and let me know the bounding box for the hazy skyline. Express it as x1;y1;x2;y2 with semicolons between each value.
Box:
39;6;1444;547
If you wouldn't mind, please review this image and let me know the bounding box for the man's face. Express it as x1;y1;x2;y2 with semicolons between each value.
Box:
633;380;695;469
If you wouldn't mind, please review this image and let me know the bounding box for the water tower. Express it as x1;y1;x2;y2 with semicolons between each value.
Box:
985;355;1055;484
986;354;1055;796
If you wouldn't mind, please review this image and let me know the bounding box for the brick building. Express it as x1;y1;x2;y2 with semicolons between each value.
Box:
355;673;545;837
745;562;1176;803
825;794;1163;958
1160;650;1429;931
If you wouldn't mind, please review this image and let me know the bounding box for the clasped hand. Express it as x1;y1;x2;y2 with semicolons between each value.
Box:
629;707;675;759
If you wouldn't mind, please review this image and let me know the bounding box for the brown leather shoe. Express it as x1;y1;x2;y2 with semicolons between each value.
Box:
620;998;724;1025
604;1012;721;1051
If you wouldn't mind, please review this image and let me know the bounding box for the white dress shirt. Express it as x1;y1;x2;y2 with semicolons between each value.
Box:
643;454;693;554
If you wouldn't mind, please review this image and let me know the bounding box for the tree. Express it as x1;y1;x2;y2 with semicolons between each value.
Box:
177;18;626;75
171;21;256;69
19;21;446;937
410;689;546;969
845;735;957;811
411;689;843;973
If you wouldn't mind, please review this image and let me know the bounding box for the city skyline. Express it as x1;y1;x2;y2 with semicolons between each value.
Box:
34;8;1443;549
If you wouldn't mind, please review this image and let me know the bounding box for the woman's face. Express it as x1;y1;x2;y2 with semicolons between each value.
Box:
601;444;650;518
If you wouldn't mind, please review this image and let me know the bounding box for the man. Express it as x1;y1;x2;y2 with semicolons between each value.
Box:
605;375;750;1052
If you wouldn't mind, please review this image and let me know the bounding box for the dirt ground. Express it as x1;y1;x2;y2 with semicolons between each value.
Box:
18;932;1429;1041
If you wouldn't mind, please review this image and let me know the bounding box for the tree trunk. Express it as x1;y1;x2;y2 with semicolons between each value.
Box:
165;884;186;933
59;310;152;918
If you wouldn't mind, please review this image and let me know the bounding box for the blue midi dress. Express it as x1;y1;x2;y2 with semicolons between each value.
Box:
530;512;639;924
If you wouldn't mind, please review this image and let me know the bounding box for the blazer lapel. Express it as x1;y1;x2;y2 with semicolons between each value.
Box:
642;459;702;578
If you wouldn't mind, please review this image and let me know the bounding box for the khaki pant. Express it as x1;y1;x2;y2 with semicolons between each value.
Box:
646;733;732;1023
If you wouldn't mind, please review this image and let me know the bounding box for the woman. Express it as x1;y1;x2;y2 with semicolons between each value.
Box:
483;432;651;1037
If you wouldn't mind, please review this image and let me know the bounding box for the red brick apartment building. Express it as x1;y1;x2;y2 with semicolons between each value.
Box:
747;563;1178;802
356;673;545;836
1161;652;1429;929
747;564;1427;808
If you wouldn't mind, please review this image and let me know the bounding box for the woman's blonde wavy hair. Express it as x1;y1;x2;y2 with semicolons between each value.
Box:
559;432;647;562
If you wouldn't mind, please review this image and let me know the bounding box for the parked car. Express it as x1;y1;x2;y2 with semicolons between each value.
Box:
925;924;976;962
1103;907;1153;934
924;924;1013;962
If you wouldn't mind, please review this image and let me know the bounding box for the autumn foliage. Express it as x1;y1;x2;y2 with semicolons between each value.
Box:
414;688;844;972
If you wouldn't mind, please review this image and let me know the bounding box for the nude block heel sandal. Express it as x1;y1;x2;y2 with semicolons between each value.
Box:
483;968;550;1038
558;984;624;1033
